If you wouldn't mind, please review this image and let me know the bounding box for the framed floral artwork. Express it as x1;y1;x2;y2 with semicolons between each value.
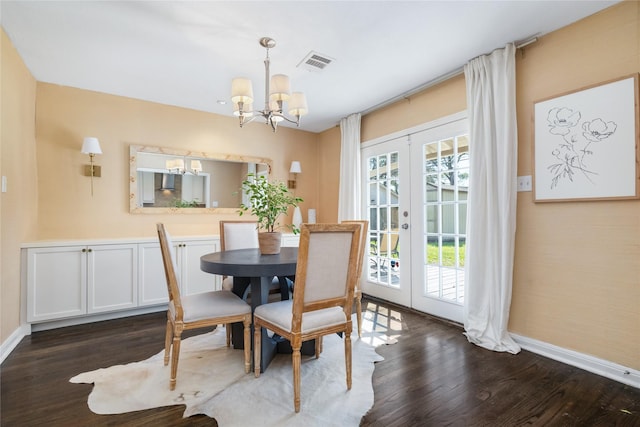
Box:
533;74;639;202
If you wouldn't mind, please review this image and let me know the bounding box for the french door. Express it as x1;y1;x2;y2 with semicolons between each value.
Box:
361;113;468;323
361;136;412;307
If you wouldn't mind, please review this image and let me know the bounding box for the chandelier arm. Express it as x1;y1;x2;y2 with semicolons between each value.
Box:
239;114;260;127
274;114;301;126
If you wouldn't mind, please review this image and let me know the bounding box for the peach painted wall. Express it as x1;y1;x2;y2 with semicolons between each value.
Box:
510;2;639;369
317;2;639;369
34;84;319;239
1;29;38;342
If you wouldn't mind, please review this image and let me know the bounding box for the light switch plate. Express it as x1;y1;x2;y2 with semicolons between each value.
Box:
1;176;6;193
517;175;532;192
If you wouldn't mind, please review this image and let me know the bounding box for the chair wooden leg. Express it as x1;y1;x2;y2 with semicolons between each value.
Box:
226;323;232;347
243;317;251;374
254;322;262;378
170;334;182;390
315;336;322;359
345;331;352;391
163;319;172;366
356;293;363;338
293;345;301;413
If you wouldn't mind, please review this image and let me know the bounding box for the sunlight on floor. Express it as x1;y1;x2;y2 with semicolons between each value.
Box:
359;301;403;346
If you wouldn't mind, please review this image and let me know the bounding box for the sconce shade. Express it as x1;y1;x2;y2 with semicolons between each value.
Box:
231;78;254;104
81;137;102;155
289;161;302;174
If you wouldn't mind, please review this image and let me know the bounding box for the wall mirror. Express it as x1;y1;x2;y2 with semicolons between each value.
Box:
129;145;271;214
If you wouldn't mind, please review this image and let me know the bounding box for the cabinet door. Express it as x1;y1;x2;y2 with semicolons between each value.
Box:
27;246;86;322
180;240;220;295
138;242;169;306
87;244;138;314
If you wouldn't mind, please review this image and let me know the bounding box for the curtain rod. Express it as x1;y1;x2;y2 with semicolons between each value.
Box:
357;36;538;117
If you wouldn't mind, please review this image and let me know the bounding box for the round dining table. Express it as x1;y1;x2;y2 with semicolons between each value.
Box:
201;247;306;372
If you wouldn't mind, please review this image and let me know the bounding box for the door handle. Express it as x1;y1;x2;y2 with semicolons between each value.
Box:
401;223;409;230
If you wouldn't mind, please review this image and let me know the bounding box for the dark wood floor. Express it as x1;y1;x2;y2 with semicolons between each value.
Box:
2;297;639;426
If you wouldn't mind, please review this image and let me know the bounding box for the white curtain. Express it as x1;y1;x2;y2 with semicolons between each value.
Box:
463;44;521;354
338;113;362;221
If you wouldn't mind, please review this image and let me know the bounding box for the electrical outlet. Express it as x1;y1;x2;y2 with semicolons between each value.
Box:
517;175;532;192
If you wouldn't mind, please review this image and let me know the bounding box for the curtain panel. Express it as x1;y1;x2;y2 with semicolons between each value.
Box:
463;44;521;354
338;113;362;221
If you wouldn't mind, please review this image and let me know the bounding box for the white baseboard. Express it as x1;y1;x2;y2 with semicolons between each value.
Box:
30;306;166;332
1;324;31;365
511;333;639;389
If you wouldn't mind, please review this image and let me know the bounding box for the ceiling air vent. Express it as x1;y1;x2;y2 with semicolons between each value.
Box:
298;51;334;72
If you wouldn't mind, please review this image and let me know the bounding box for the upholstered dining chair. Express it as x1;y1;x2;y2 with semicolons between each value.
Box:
219;220;260;292
157;223;252;390
219;220;291;345
341;220;369;337
253;223;361;412
219;220;290;297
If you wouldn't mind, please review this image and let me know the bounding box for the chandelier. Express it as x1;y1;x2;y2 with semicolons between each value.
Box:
231;37;308;132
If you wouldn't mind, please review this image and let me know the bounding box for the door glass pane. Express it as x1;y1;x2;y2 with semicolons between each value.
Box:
369;182;378;205
366;151;401;289
421;134;468;304
369;157;378;181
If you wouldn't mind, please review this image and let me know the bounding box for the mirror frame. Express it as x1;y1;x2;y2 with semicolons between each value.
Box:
129;145;272;214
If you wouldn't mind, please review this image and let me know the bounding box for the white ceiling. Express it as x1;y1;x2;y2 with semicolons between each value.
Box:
1;1;619;133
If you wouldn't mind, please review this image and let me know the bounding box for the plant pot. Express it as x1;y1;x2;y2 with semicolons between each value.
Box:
258;231;282;255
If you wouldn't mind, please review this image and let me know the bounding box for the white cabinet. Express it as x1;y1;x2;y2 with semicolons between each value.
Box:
138;238;220;306
176;239;221;296
87;244;137;314
26;246;86;322
26;243;137;322
138;242;169;306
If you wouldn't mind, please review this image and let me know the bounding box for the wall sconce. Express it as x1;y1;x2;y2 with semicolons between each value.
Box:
81;137;102;196
288;161;301;189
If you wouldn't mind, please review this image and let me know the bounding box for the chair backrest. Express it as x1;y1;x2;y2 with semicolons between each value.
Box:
157;223;184;320
220;221;259;251
341;220;369;281
291;223;361;326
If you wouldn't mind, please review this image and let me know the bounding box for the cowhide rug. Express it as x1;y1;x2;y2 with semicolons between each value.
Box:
71;316;391;426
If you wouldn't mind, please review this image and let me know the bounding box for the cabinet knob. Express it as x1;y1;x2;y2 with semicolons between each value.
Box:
82;248;87;253
88;248;93;252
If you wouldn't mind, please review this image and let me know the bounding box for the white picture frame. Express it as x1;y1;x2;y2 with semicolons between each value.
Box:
533;74;639;202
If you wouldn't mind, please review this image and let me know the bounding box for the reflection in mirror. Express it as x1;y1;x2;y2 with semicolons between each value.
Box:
129;145;271;214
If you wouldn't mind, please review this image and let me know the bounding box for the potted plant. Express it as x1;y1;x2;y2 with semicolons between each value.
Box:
238;173;303;254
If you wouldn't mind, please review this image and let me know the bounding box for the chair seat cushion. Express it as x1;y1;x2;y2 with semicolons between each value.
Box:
254;300;347;334
170;290;250;323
